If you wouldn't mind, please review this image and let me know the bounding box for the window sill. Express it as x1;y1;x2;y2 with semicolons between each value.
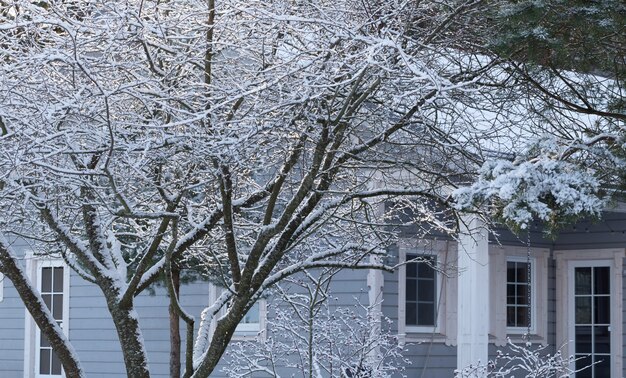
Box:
402;332;449;344
231;331;264;342
489;333;547;347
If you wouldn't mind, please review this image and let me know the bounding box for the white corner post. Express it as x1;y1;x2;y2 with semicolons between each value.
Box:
366;254;384;366
457;215;489;377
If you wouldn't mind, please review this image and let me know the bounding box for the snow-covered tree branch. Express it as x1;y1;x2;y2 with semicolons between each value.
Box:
0;0;510;376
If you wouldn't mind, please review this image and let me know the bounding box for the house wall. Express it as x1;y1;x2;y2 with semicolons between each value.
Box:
1;213;625;377
0;239;30;377
382;244;457;378
0;274;26;376
0;267;213;377
0;240;370;378
383;212;626;377
551;212;626;378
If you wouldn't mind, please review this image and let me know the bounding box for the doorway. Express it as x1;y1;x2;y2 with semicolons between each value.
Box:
569;261;611;377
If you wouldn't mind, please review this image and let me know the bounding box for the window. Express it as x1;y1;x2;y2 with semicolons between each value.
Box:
489;246;548;346
398;242;546;347
23;257;70;378
506;259;533;331
405;254;437;327
208;284;266;340
397;239;457;344
235;301;262;335
37;266;65;376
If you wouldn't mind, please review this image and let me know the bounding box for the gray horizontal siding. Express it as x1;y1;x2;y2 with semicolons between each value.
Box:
68;277;213;377
1;211;625;377
402;343;456;377
0;274;27;377
68;272;126;376
383;244;456;374
552;212;626;250
383;211;626;376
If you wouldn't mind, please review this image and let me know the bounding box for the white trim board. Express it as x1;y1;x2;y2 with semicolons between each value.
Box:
488;245;550;346
396;238;457;346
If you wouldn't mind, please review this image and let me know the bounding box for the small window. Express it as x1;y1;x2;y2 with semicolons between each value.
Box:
397;240;456;344
506;261;531;328
23;256;70;378
208;284;266;340
405;254;437;327
489;246;548;346
235;301;261;334
38;266;65;377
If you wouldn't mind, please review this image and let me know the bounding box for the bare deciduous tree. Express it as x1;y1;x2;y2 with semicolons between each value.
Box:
0;0;503;377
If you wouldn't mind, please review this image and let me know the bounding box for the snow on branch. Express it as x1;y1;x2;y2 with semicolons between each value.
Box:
453;136;607;232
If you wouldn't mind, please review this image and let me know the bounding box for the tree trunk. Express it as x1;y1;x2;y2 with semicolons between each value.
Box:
169;266;181;378
191;300;248;378
108;303;152;378
191;321;236;378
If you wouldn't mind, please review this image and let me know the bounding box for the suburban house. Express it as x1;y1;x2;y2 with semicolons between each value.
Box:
383;210;625;378
0;207;624;378
0;0;621;376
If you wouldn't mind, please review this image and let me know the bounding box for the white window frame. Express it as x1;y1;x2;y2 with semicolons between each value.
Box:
554;248;624;378
207;284;267;341
505;256;537;335
23;255;70;378
489;245;549;346
397;239;457;345
0;272;4;302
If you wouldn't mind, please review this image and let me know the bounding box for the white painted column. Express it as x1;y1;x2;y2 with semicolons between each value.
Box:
366;255;384;366
457;215;489;377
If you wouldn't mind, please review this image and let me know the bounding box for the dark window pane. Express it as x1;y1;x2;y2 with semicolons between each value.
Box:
53;267;64;293
417;303;434;326
406;254;437;328
53;294;63;320
507;284;516;304
51;350;62;375
594;297;610;324
40;332;50;348
516;285;528;305
575;326;592;354
405;302;417;326
575;355;592;378
506;307;516;327
594;267;610;294
406;279;417;301
40;348;51;375
575;297;591;324
417;262;434;279
575;268;591;295
41;268;52;293
507;262;515;282
406;262;417;278
594;326;611;354
516;263;528;283
42;294;52;311
516;306;529;327
417;279;434;302
594;356;611;377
